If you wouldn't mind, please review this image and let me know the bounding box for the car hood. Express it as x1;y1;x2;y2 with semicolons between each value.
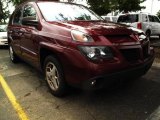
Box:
59;21;140;36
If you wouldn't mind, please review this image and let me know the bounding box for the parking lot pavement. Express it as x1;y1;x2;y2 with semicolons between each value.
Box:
150;36;160;47
0;84;19;120
0;43;160;120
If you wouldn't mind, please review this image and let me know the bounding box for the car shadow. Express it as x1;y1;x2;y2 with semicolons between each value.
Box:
0;45;8;49
62;66;160;120
5;51;160;120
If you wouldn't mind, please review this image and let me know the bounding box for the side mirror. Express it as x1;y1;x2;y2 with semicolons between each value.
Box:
22;17;39;28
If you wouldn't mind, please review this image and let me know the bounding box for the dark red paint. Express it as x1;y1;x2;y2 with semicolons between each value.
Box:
8;1;155;88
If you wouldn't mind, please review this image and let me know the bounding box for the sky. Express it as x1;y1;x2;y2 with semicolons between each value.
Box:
141;0;160;15
61;0;160;15
9;0;160;15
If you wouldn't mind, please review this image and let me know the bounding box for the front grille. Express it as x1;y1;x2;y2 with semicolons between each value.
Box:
105;35;131;43
142;44;149;59
120;48;141;62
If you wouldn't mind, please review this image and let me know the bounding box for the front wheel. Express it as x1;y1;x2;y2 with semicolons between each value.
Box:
9;44;19;63
44;55;67;97
146;31;151;40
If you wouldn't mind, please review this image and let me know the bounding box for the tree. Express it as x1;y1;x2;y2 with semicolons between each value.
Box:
87;0;111;15
114;0;146;13
0;0;10;24
11;0;60;5
157;10;160;19
87;0;146;15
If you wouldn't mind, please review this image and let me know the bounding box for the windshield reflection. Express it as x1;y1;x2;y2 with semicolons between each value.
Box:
38;2;102;22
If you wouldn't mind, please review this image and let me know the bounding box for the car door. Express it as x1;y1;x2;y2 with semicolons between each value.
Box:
8;8;23;56
153;16;160;35
148;15;157;35
141;14;150;33
20;4;39;67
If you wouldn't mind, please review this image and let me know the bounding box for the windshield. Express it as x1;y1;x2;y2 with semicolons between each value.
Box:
117;14;138;23
0;25;7;32
37;2;102;22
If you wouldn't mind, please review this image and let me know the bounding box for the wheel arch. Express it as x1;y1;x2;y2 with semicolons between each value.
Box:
145;29;151;35
39;43;64;71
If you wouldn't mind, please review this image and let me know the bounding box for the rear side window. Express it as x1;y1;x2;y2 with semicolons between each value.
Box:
23;5;37;20
117;14;138;23
13;9;22;25
148;15;154;22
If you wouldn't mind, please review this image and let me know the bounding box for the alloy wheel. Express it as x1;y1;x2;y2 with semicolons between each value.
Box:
9;45;14;61
45;62;60;91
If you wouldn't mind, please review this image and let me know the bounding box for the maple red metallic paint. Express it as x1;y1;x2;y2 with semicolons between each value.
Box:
8;1;155;90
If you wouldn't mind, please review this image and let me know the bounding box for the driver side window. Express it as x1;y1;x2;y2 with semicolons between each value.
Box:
13;8;22;25
23;5;37;20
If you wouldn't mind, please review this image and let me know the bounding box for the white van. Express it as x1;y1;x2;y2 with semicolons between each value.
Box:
101;16;118;23
117;13;160;39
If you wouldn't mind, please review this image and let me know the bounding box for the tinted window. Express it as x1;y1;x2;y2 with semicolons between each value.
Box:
23;5;37;20
148;15;154;22
38;2;102;21
112;17;117;22
117;14;138;23
13;9;22;25
153;16;160;22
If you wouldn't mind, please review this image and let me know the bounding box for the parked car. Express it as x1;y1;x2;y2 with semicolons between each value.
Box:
117;13;160;39
101;16;118;22
0;24;8;46
8;1;155;97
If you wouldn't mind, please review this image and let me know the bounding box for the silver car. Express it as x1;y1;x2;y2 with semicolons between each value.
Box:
117;13;160;39
0;25;8;46
101;16;118;23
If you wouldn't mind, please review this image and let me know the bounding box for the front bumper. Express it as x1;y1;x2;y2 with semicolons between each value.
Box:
82;54;155;89
61;44;155;89
0;39;8;46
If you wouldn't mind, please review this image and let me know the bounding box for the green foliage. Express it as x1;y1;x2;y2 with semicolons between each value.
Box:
157;10;160;19
0;0;10;24
87;0;111;15
87;0;146;15
11;0;26;6
115;0;146;13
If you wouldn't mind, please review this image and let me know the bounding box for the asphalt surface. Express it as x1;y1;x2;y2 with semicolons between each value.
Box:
0;38;160;120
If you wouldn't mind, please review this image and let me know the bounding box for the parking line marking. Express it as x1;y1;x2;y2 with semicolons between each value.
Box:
0;75;29;120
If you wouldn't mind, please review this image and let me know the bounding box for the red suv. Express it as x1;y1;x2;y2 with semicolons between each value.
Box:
8;1;155;97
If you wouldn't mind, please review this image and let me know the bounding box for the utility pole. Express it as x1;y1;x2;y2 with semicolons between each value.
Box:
151;0;154;14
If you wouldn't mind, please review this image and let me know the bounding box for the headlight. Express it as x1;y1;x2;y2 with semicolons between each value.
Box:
139;34;147;41
79;46;113;60
71;30;94;42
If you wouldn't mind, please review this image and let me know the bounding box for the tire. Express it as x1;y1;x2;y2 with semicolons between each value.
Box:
146;31;151;40
44;55;67;97
9;44;19;63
